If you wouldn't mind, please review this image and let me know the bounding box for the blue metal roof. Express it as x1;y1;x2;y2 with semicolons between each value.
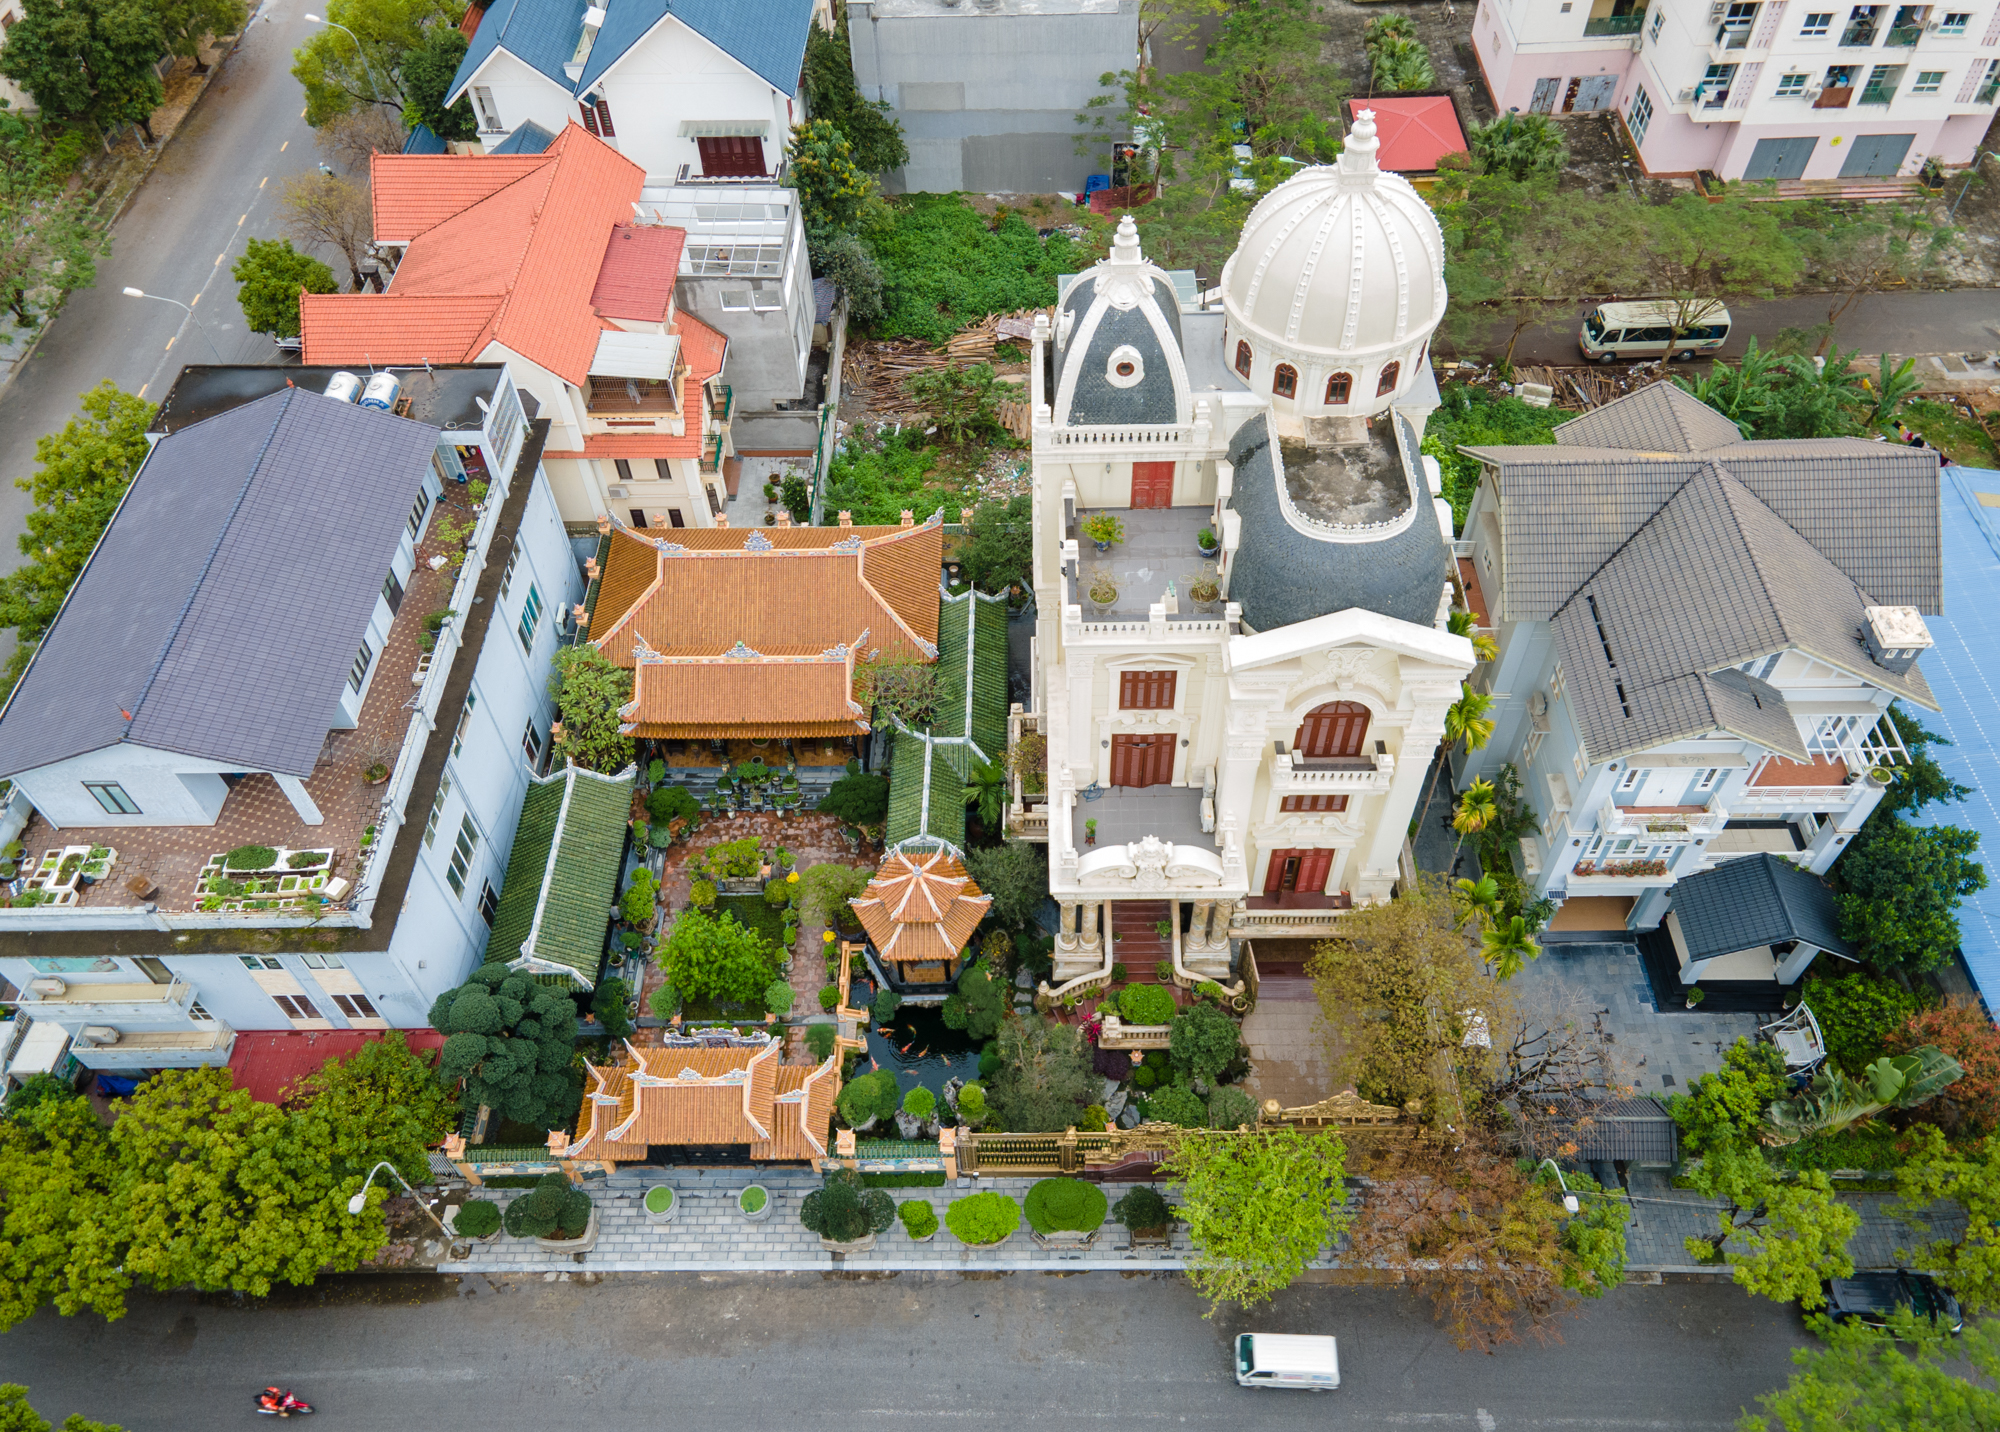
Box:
490;119;557;154
1913;465;2000;1005
402;122;448;154
450;0;811;104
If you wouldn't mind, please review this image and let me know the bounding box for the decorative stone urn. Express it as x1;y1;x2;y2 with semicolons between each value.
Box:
644;1185;678;1224
819;1232;876;1254
738;1184;773;1223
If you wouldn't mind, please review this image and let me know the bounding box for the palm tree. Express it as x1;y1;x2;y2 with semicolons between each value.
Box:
1447;608;1498;663
1451;777;1498;863
1419;684;1496;837
1481;915;1541;980
963;759;1006;830
1453;874;1502;930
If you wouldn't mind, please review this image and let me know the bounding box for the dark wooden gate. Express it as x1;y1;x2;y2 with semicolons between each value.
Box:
1110;733;1174;788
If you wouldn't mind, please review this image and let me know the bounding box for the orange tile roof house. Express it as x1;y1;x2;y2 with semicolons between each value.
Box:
584;515;947;740
570;1038;841;1164
301;123;734;531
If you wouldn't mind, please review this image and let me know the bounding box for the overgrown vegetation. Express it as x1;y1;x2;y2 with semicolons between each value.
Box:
1421;384;1565;531
548;646;635;775
867;196;1098;343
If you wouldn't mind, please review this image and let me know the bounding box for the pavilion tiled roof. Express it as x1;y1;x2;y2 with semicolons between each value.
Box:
619;640;867;739
849;848;990;966
487;763;635;987
571;1039;839;1161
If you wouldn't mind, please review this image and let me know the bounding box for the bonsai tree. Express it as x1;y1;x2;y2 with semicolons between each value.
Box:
592;977;634;1041
501;1172;592;1239
798;1168;894;1243
945;1190;1021;1245
954;1081;988;1123
873;988;903;1022
647;784;701;827
903;1086;937;1120
838;1068;901;1128
453;1198;502;1239
1024;1177;1108;1236
1110;1185;1172;1234
429;964;581;1129
763;979;795;1017
899;1199;939;1238
819;769;890;825
804;1023;839;1060
942;957;1008;1039
622;868;657;926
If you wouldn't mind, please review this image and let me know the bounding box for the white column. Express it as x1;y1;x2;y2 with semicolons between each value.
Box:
1055;900;1081;955
1361;709;1448;900
1080;902;1103;953
1775;941;1820;984
273;774;323;826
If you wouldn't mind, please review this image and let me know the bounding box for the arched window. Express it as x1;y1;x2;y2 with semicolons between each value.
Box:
1376;361;1401;396
1294;701;1370;760
1234;340;1252;378
1325;371;1352;405
1272;363;1298;398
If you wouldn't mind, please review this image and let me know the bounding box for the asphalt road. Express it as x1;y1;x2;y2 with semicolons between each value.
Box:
0;0;326;544
0;1273;1813;1430
1482;289;2000;368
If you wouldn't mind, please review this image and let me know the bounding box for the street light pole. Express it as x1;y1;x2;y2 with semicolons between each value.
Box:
347;1159;453;1239
1538;1158;1581;1214
304;15;381;97
121;287;224;362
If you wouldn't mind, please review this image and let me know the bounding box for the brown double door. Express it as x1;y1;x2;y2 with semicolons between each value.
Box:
1265;848;1333;897
1109;732;1174;788
1130;461;1174;508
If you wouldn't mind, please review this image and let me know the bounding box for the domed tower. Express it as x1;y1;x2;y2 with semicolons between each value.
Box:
1219;110;1446;427
1050;214;1192;429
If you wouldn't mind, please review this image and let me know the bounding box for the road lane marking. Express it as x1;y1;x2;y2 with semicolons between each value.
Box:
189;294;200;307
164;336;175;350
281;139;289;150
259;175;268;189
138;383;148;398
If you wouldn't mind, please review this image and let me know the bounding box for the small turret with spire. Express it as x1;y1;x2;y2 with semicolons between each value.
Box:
1337;109;1383;185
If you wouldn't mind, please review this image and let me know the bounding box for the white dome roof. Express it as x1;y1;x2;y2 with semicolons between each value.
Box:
1220;110;1446;361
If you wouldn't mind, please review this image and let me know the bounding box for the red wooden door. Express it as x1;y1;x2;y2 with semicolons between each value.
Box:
1130;462;1174;508
1264;848;1333;897
1295;701;1369;759
1110;733;1174;788
698;136;766;177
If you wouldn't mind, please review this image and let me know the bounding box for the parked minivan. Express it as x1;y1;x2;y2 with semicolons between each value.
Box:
1234;1333;1341;1390
1579;301;1731;363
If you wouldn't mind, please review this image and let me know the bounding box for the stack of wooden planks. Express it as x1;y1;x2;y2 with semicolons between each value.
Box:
843;308;1048;418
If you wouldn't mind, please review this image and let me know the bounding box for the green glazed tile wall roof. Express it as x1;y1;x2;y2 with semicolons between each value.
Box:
885;731;964;849
967;595;1009;764
489;764;634;987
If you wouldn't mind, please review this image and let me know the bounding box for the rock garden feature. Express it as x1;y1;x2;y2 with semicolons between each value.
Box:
945;1190;1020;1248
799;1168;895;1252
502;1172;598;1252
1023;1177;1108;1245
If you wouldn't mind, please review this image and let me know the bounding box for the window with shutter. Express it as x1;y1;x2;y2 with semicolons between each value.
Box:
1118;670;1177;709
1294;701;1369;759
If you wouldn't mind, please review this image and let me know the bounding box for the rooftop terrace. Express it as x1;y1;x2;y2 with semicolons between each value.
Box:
1278;418;1412;528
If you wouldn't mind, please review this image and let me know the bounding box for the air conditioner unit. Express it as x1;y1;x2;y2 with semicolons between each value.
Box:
78;1026;119;1045
1678;85;1698;101
1708;1;1726;18
1926;17;1941;28
607;485;629;499
27;978;64;996
1805;85;1823;96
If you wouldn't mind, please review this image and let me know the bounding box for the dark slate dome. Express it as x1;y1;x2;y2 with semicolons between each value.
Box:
1051;215;1189;429
1224;413;1451;631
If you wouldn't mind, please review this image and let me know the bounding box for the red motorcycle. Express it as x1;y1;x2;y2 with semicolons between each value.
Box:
254;1388;314;1417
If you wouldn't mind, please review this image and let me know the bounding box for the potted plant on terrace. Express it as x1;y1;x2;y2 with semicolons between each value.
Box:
1081;513;1124;552
739;1184;772;1222
899;1200;939;1243
945;1190;1020;1249
1086;575;1118;615
503;1172;599;1252
644;1185;678;1223
798;1168;894;1253
449;1197;503;1244
1110;1185;1174;1248
1196;526;1218;557
1024;1177;1107;1248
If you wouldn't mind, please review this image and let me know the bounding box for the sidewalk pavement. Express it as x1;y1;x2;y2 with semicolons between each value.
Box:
1619;1168;1965;1273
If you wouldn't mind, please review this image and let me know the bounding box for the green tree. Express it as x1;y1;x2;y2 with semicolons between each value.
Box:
989;1014;1097;1132
800;15;907;174
818;769;890;825
1879;704;1971;821
1632;195;1799;359
1465;111;1565;181
114;1068;390;1297
905;362;1001;446
797;861;872;926
1738;1313;2000;1431
0;1090;129;1331
0;111;100;328
958;495;1032;594
232;237;337;339
0;0;166;139
785;118;874;255
1141;1083;1207;1127
1682;1144;1859;1307
1417;685;1494;835
1168;1002;1240;1088
0;381;155;693
286;1029;455;1194
592;976;634;1041
153;0;244;57
962;758;1006;830
428;963;581;1128
942;956;1008;1040
1781;201;1955;355
0;1385;124;1432
1668;1037;1790;1156
962;842;1047;927
290;0;465;125
1168;1127;1349;1312
1834;819;1986;972
810;230;884;326
657;908;776;1005
1894;1127;2000;1312
548;645;635;774
397;24;474;140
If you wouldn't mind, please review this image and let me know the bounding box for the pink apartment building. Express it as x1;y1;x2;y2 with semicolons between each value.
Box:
1474;0;2000;181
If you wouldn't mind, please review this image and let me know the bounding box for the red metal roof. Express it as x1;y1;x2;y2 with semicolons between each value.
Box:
227;1028;446;1105
1345;96;1468;174
592;224;686;323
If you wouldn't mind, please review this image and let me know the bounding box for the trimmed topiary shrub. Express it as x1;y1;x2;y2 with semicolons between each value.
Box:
764;979;795;1016
453;1198;501;1239
903;1085;937;1119
1110;1185;1171;1233
955;1081;987;1119
1133;1065;1159;1089
819;985;841;1010
799;1168;895;1243
1023;1177;1108;1235
899;1199;939;1238
1118;983;1176;1026
945;1190;1021;1246
805;1023;838;1059
1140;1084;1209;1128
501;1172;593;1239
1207;1085;1259;1130
873;988;904;1022
838;1068;901;1127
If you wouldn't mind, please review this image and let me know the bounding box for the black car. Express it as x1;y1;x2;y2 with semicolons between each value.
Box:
1821;1271;1964;1334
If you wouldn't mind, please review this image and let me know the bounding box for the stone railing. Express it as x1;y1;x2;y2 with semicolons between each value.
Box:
1270;752;1395;798
1097;1012;1172;1049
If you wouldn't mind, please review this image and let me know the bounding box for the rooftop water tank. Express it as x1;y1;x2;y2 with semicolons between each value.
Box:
360;372;402;412
323;371;363;404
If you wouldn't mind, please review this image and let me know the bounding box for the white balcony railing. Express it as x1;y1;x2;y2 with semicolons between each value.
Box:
1596;804;1730;838
1035;420;1212;454
1272;750;1396;797
18;978;196;1012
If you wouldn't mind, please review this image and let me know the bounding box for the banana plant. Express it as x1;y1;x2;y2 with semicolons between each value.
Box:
1761;1045;1964;1145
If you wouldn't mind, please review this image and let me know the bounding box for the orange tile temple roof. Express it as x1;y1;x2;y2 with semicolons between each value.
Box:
571;1039;840;1162
849;850;991;966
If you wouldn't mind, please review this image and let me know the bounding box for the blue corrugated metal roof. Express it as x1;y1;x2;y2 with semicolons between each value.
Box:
450;0;811;104
1912;465;2000;1005
402;122;448;154
490;119;557;154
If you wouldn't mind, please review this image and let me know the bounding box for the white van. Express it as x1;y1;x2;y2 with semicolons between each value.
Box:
1234;1333;1341;1391
1578;301;1731;364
